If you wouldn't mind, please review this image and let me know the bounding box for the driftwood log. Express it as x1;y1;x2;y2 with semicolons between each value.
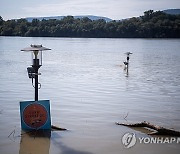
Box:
51;125;67;131
116;121;180;136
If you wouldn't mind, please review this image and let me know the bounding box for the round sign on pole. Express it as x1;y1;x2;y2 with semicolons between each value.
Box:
23;104;48;129
20;100;51;130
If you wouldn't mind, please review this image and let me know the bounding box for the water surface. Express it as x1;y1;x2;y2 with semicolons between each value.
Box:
0;37;180;154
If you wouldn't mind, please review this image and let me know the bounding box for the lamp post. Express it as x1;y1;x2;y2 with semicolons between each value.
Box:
21;45;51;101
124;52;133;66
123;52;133;77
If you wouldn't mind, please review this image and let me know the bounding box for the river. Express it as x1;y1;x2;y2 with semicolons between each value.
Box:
0;36;180;154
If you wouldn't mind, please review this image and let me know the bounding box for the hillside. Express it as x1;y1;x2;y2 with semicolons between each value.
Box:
24;9;180;22
25;15;112;22
163;9;180;15
0;10;180;38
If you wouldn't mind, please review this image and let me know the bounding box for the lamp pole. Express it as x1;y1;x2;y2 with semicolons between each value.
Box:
35;68;39;101
124;52;133;66
20;45;52;131
21;45;51;102
32;55;41;101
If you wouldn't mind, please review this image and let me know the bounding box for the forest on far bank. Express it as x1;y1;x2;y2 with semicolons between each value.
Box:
0;10;180;38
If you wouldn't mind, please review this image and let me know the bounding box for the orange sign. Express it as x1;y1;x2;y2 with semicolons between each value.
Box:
23;104;48;129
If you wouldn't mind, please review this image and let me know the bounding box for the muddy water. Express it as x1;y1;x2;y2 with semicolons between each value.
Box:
0;37;180;154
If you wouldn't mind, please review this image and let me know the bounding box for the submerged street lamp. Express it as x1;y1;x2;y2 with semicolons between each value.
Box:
21;45;51;101
123;52;133;77
124;52;133;67
20;45;51;130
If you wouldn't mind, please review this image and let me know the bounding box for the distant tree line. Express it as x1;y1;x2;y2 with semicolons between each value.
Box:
0;10;180;38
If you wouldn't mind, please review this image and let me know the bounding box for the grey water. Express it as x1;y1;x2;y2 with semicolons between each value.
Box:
0;36;180;154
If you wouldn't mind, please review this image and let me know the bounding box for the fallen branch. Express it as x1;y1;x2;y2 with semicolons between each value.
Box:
123;112;129;121
8;129;15;138
116;121;180;136
51;125;67;131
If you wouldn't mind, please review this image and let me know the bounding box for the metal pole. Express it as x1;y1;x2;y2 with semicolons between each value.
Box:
33;58;40;101
34;67;38;101
127;55;129;65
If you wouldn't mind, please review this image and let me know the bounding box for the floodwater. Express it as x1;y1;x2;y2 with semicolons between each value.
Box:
0;36;180;154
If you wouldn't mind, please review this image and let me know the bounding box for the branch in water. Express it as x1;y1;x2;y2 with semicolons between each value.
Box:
51;125;67;131
116;121;180;136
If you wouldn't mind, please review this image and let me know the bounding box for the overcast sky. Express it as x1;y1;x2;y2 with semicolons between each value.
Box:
0;0;179;20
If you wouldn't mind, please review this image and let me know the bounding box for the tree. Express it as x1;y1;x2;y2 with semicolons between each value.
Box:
142;10;154;21
0;10;180;38
0;16;3;25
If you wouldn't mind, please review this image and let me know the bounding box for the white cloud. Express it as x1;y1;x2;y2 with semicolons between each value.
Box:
22;0;139;19
23;0;109;17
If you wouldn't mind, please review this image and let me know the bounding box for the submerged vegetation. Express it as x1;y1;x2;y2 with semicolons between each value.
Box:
0;10;180;38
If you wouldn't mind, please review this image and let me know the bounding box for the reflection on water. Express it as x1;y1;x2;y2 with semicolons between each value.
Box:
51;132;93;154
19;130;93;154
19;131;51;154
124;65;129;77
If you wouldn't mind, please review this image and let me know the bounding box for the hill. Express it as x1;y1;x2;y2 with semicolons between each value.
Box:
163;9;180;15
25;15;112;22
0;10;180;38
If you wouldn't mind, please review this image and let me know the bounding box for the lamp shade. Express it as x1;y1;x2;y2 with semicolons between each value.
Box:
21;45;51;52
21;45;51;67
124;52;133;55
